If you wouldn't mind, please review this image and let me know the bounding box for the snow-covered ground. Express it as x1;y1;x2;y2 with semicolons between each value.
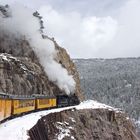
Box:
0;100;119;140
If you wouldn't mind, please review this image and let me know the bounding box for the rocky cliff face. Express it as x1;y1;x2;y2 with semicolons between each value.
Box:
0;37;82;98
0;53;58;95
0;4;82;98
28;108;138;140
0;26;83;98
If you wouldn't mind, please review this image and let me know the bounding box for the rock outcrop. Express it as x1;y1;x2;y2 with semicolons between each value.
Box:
0;4;82;99
0;53;58;95
28;108;138;140
0;38;82;98
0;5;83;100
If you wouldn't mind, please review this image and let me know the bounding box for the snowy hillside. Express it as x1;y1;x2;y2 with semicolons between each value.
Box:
74;59;140;126
0;100;118;140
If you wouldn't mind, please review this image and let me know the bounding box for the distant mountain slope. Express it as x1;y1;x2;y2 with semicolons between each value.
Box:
74;58;140;128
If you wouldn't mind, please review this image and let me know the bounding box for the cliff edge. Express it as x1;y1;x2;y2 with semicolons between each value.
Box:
28;101;138;140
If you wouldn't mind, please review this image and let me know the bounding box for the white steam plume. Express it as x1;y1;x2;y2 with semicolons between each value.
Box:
0;4;75;95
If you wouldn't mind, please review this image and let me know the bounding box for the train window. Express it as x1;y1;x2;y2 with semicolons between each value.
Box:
39;99;50;105
19;100;34;108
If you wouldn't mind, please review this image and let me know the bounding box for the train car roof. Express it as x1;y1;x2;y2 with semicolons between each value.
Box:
32;94;56;99
11;95;35;100
0;92;11;99
0;93;56;99
0;93;35;99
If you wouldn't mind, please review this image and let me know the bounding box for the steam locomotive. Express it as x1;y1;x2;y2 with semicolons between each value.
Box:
0;93;80;123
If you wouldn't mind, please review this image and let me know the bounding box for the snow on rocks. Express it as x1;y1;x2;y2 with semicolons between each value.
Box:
0;53;34;74
0;100;120;140
69;117;76;123
75;100;117;110
0;53;17;62
55;121;75;140
0;106;75;140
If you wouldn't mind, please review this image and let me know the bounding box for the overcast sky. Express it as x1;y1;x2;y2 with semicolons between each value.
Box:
1;0;140;58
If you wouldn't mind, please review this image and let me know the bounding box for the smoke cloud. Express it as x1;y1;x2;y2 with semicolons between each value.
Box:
0;4;75;95
1;0;140;58
38;5;118;58
36;0;140;58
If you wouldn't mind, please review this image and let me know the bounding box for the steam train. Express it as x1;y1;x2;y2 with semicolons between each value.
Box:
0;93;80;122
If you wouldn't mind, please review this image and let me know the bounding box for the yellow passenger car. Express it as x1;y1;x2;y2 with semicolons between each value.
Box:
12;97;35;115
0;98;5;121
0;93;58;123
36;96;57;109
4;99;12;118
0;93;12;121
